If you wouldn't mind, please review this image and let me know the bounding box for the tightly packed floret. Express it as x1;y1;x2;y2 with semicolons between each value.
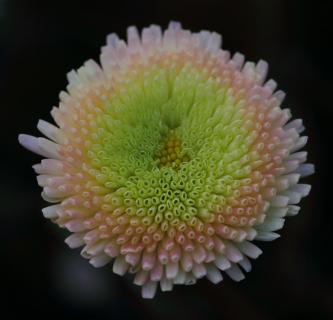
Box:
19;22;314;298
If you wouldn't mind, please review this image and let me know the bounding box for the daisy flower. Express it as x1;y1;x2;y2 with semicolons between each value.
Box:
19;22;314;298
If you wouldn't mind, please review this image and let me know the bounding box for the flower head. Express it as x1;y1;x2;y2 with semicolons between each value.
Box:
19;22;314;298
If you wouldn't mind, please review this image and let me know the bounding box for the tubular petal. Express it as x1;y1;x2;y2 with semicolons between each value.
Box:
19;22;314;298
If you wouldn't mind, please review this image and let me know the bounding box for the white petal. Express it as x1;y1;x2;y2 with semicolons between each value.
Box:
281;190;302;204
180;253;193;272
149;25;162;43
192;244;206;264
245;228;257;240
81;246;92;259
273;90;286;103
290;136;308;152
113;256;129;276
284;119;305;133
283;160;301;174
42;204;60;219
231;52;245;70
173;269;186;284
295;164;315;177
225;264;245;282
242;62;256;80
133;270;148;286
142;25;162;47
127;26;141;52
280;173;301;187
37;175;50;187
205;32;222;53
257;217;285;231
41;190;61;203
284;128;300;142
67;69;80;85
270;195;289;207
255;231;280;241
142;251;156;271
126;252;141;268
289;151;307;163
214;254;231;271
41;138;62;159
184;273;197;285
255;60;268;84
266;207;288;218
65;220;86;232
84;59;104;79
237;241;262;259
166;262;179;279
106;33;120;48
19;134;42;156
192;264;207;279
104;242;119;258
160;277;173;291
142;281;158;299
238;256;252;272
264;79;277;93
86;240;107;256
290;184;311;197
65;233;85;249
206;265;223;284
168;20;182;31
37;119;67;145
89;254;112;268
43;186;67;199
275;177;290;192
33;159;64;175
225;243;243;263
287;205;301;216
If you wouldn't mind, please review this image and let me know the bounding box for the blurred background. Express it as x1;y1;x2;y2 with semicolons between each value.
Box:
0;0;331;318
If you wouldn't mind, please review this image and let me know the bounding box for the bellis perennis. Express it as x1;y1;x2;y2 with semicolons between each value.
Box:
19;22;314;298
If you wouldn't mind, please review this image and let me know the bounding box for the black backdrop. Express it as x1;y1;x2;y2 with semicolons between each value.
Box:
1;0;332;319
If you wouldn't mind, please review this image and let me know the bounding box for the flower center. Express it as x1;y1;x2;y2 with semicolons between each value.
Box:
155;130;190;168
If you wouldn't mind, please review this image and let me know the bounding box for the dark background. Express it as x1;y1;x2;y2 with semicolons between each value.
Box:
1;0;332;319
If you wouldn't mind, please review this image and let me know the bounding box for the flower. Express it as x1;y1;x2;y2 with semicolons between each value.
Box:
19;22;314;298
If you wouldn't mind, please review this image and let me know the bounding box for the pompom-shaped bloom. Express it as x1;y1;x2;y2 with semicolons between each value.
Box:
19;22;314;298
